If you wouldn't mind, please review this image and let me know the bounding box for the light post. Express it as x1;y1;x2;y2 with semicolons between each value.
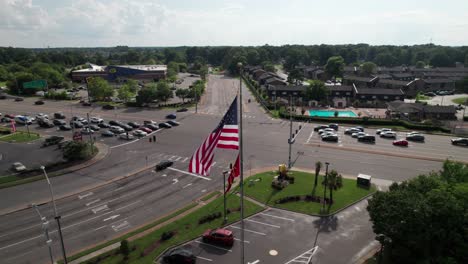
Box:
237;62;245;264
222;170;229;224
288;95;294;169
41;166;68;264
322;162;330;213
32;203;54;264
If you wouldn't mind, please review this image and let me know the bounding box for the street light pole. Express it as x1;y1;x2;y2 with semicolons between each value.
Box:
41;166;68;264
32;204;54;264
223;170;229;224
288;95;293;169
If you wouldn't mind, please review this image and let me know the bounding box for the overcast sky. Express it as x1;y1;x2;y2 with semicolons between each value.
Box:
1;0;468;48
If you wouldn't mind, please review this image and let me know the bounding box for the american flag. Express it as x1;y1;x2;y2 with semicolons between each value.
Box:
189;96;238;176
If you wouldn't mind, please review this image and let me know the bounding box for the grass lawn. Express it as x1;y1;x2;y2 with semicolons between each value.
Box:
82;195;263;264
452;97;468;105
244;170;376;215
0;132;40;143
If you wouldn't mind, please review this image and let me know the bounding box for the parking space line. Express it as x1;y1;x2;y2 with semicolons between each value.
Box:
234;238;250;243
194;241;233;252
230;226;266;235
259;212;295;222
245;219;280;228
196;256;213;262
306;130;314;144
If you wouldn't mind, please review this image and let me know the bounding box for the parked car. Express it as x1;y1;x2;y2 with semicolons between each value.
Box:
59;125;72;131
119;133;134;140
376;128;392;135
202;228;234;247
155;160;174;171
345;128;361;135
88;124;100;131
53;119;66;126
380;131;397;139
355;126;365;132
166;113;177;119
81;128;94;135
82;102;92;106
138;127;152;133
70;121;84;128
318;128;335;135
90;117;103;123
358;135;376;143
12;162;26;172
42;136;64;147
424;92;436;97
109;120;123;126
451;138;468;146
35;100;45;105
14;97;24;101
14;116;33;125
145;124;159;131
98;122;111;128
110;126;125;134
54;112;66;119
143;120;157;125
322;134;339;142
158;122;172;129
36;113;49;120
133;130;147;137
455;105;465;111
102;104;115;110
393;139;408;147
406;134;425;142
352;132;367;138
167;120;180;126
0;117;11;123
119;124;133;131
127;121;141;128
160;248;196;264
314;125;329;132
101;130;115;137
38;119;54;128
176;108;188;112
328;123;339;130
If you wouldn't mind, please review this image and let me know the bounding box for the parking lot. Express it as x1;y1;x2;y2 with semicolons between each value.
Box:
161;200;375;264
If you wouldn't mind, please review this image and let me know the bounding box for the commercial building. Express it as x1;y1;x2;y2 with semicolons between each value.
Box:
71;63;167;82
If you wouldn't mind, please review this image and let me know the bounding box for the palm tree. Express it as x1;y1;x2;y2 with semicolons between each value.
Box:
314;161;322;188
327;170;339;204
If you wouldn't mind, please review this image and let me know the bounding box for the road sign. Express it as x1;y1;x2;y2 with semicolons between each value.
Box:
23;79;47;89
73;132;82;141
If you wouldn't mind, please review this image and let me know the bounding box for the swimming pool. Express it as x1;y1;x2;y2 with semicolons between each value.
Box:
308;110;357;117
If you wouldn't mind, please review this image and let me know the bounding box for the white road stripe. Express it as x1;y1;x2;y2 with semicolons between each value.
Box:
234;238;250;243
78;192;94;199
175;156;182;161
194;241;233;252
182;183;193;189
196;256;213;261
94;225;107;231
306;130;315;144
85;199;101;206
115;200;142;211
230;226;266;235
110;139;139;149
167;167;211;180
259;212;295;222
245;219;280;228
182;157;189;162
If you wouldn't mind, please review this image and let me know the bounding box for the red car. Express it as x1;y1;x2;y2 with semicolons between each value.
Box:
138;127;152;133
5;114;15;119
393;139;408;147
202;228;234;247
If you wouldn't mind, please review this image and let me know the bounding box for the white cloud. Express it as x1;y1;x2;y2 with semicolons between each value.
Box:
0;0;50;30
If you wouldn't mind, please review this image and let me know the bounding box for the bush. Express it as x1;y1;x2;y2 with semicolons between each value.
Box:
120;240;130;257
161;231;175;241
198;212;222;224
62;141;97;161
44;90;70;100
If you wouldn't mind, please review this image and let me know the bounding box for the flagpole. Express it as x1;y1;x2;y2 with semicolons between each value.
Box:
237;62;245;264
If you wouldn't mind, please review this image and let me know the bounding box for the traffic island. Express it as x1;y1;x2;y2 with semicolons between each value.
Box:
75;194;263;264
0;131;40;143
244;170;376;215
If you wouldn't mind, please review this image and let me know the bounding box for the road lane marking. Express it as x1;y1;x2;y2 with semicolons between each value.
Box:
112;220;130;232
78;192;94;199
110;139;139;149
259;212;295;222
182;183;192;189
172;179;179;184
115;200;142;211
167;167;212;180
245;219;280;228
175;156;182;161
212;162;217;166
230;226;266;235
248;260;260;264
85;199;101;206
115;187;125;191
234;238;250;243
94;225;107;231
61;211;114;231
306;130;314;144
196;256;213;261
92;205;109;214
194;241;233;252
169;155;177;160
0;234;42;251
182;157;189;162
103;214;120;222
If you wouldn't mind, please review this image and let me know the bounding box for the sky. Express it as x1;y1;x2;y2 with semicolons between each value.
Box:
1;0;467;48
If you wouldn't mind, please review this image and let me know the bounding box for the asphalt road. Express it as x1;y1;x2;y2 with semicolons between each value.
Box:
0;74;463;264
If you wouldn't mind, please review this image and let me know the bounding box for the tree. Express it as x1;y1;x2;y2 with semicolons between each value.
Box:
361;61;377;75
120;239;130;259
430;51;452;67
327;170;339;203
117;85;134;103
287;69;304;85
367;161;468;264
123;79;138;94
262;61;275;72
155;81;173;103
325;56;345;78
303;80;328;102
6;71;36;95
314;161;322;188
415;61;426;69
334;111;339;117
87;77;113;101
62;141;97;161
175;88;189;103
136;84;158;106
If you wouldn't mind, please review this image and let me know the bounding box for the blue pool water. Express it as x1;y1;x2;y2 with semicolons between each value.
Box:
309;110;357;117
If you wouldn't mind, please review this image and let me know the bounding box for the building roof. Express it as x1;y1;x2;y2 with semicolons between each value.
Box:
355;88;404;95
377;66;407;73
423;105;457;114
423;79;454;84
392;73;414;79
73;64;166;73
344;75;374;82
378;79;411;86
266;85;307;92
265;77;286;85
387;101;457;114
374;74;392;79
327;85;353;92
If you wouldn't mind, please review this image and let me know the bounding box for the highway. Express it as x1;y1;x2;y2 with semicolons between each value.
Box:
0;74;464;263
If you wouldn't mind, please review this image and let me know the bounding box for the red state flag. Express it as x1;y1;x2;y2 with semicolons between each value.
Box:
225;154;240;193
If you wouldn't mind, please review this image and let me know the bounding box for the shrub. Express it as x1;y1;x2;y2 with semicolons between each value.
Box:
120;240;130;257
198;212;222;224
161;231;175;241
62;141;97;161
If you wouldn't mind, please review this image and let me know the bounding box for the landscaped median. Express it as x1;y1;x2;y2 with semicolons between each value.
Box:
244;170;376;215
0;130;40;143
72;193;263;264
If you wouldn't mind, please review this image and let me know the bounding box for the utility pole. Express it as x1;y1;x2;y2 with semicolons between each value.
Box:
41;166;68;264
32;204;54;264
322;162;330;213
223;169;229;224
237;62;245;264
288;95;293;169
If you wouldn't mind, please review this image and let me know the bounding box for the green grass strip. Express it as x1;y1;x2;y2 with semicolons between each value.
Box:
200;191;220;202
0;132;40;143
